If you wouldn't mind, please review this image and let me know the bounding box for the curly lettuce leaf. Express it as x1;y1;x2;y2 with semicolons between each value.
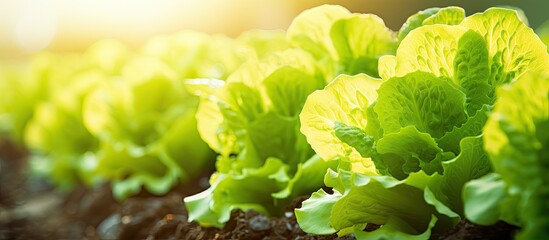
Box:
374;71;467;138
25;102;99;189
294;188;339;235
296;169;444;239
391;7;548;87
385;25;469;80
382;7;549;110
382;24;495;118
195;50;322;159
353;215;438;240
186;155;335;227
453;30;492;114
330;14;397;76
288;5;396;78
186;158;288;227
1;49;104;144
287;4;351;60
300;74;381;173
437;104;491;154
272;154;338;201
398;7;465;42
426;136;492;218
375;126;455;179
460;8;549;85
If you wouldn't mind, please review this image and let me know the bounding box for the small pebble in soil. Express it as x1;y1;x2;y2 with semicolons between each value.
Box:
249;214;270;231
97;213;121;239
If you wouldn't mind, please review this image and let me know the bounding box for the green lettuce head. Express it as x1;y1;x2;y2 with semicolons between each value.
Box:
83;56;214;200
297;6;549;239
22;40;131;189
288;4;397;78
184;48;337;227
464;71;549;240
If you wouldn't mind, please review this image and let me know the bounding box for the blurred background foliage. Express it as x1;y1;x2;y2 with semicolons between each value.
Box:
1;0;548;60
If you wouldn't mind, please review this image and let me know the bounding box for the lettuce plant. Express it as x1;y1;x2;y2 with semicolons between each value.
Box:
183;4;398;227
79;31;265;200
288;4;397;78
183;48;335;227
463;72;549;239
82;55;216;200
20;40;131;189
296;7;549;239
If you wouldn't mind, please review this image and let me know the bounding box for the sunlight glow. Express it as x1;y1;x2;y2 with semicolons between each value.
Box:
14;1;57;53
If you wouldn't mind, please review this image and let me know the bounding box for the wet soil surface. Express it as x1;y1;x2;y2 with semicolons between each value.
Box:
0;139;520;240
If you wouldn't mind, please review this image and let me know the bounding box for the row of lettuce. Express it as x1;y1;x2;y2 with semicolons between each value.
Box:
1;5;548;240
0;30;291;199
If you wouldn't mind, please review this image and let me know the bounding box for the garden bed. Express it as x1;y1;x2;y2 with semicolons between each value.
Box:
1;139;519;240
1;4;547;240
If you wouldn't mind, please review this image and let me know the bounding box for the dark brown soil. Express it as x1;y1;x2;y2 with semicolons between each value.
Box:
0;138;520;240
433;219;520;240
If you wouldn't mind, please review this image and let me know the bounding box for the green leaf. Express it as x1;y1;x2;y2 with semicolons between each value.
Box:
398;7;465;42
375;126;454;179
296;169;442;238
387;25;469;80
295;188;340;235
273;154;338;200
353;215;438;240
287;4;351;60
427;136;492;217
157;109;214;178
247;112;314;169
378;55;397;80
460;8;549;86
299;74;381;173
185;158;289;227
334;171;439;236
422;7;465;25
95;142;177;200
333;121;375;159
195;49;322;157
195;81;263;156
453;30;492;115
374;71;467;138
330;14;397;76
263;66;324;117
193;87;234;155
437;104;491;154
463;173;520;226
